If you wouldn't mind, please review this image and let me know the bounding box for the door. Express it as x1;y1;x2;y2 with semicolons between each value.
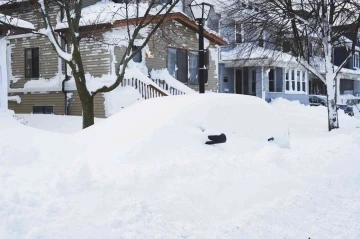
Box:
235;69;243;94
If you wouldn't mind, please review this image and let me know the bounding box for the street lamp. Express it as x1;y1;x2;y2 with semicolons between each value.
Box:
189;0;212;94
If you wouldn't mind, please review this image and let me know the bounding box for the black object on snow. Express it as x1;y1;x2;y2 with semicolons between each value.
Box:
206;133;227;145
268;137;274;142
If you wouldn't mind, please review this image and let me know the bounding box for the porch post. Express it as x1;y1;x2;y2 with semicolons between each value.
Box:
0;38;8;111
336;76;340;104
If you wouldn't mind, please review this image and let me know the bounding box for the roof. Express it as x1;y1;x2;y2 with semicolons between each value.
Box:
56;12;227;46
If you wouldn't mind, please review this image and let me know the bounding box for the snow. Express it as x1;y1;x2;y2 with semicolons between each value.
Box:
1;95;360;238
0;38;7;109
150;69;196;95
7;95;21;103
13;114;103;134
103;85;143;117
0;13;35;29
56;1;183;29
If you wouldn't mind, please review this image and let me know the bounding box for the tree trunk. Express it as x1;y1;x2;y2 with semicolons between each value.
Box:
82;96;95;129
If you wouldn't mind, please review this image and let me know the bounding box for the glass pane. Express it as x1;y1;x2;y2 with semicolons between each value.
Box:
26;49;32;59
189;51;198;85
167;48;177;78
33;106;43;114
132;46;142;63
43;106;54;114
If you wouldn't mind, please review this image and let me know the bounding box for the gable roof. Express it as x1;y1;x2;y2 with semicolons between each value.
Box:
56;12;226;46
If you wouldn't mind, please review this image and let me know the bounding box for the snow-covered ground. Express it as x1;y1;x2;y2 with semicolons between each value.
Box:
1;95;360;238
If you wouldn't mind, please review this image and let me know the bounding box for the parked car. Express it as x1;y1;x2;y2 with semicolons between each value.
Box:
309;95;327;106
337;104;354;116
309;95;354;116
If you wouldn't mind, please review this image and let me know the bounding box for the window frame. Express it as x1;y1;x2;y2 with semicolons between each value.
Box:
24;48;40;78
354;52;359;68
32;105;54;114
167;47;209;85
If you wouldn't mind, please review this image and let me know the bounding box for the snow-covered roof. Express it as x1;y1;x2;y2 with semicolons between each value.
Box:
56;1;183;29
0;13;35;30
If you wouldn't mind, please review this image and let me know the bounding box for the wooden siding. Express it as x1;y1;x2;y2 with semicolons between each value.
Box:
9;5;59;29
68;92;105;118
79;36;111;77
8;92;65;114
114;20;218;92
146;20;218;92
8;91;106;118
9;35;60;88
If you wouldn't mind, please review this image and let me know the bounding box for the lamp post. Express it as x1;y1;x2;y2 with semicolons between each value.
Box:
189;0;212;94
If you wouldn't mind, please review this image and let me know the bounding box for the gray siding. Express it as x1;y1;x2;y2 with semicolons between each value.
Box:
68;92;105;118
9;5;59;29
8;92;65;114
218;64;234;93
79;35;111;77
146;21;218;92
9;35;59;88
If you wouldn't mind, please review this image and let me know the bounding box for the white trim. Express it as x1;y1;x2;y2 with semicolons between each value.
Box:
6;33;37;40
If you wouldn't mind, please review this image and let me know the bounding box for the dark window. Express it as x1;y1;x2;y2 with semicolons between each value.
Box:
132;46;142;63
258;32;264;47
291;70;295;91
283;41;291;53
252;70;256;95
167;48;188;84
235;24;242;43
33;106;54;114
297;71;301;91
285;70;290;91
269;69;275;92
223;76;228;83
25;48;39;78
302;71;306;92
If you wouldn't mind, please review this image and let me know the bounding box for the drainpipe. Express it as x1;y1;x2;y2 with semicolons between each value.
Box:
62;74;70;115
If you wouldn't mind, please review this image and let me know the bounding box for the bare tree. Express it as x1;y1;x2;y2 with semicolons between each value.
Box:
220;0;360;131
0;0;180;128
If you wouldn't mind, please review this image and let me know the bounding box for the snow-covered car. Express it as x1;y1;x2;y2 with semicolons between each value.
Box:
309;95;327;106
337;104;354;116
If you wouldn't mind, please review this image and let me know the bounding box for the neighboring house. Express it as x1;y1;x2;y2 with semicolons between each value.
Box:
1;0;225;117
216;4;360;105
217;19;310;104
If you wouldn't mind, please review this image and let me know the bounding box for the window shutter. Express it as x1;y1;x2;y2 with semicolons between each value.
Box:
32;48;39;77
176;49;187;83
25;49;32;78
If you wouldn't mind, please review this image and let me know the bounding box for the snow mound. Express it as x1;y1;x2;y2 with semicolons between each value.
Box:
14;114;103;134
271;97;360;136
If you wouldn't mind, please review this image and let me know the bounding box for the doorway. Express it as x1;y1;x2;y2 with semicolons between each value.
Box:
235;69;243;94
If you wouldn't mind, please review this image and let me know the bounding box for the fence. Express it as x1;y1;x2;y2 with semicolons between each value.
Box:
120;77;168;99
151;79;186;96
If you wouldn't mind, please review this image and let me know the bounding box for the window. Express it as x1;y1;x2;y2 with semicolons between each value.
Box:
283;41;290;53
235;24;242;43
167;48;187;83
33;106;54;114
285;69;290;91
354;52;359;68
291;70;295;91
189;51;199;85
223;76;228;83
132;46;142;63
258;32;264;47
297;71;301;91
167;47;209;85
269;69;275;92
25;48;39;78
302;71;306;92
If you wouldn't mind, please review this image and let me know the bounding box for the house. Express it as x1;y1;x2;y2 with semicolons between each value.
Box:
0;0;225;117
215;3;360;105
